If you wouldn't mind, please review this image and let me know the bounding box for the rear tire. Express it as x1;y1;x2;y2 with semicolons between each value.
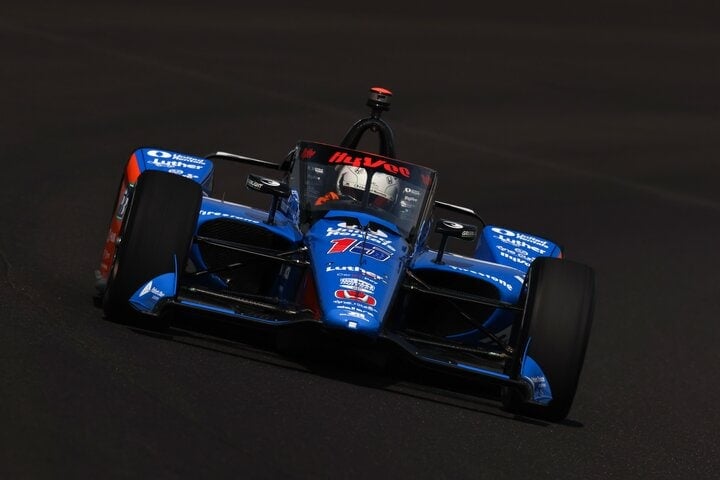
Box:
103;170;202;329
504;257;595;421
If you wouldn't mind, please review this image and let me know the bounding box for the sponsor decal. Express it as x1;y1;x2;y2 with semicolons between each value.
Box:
338;306;373;325
301;147;316;160
498;250;532;268
145;150;207;180
148;158;204;171
339;277;375;294
326;222;396;252
328;151;411;178
147;150;207;165
343;310;368;320
247;179;263;190
491;227;549;248
529;376;548;392
261;178;280;187
327;237;356;254
139;280;166;299
400;195;418;205
115;186;131;220
442;220;464;230
492;232;548;255
325;265;385;282
495;244;534;268
199;209;260;224
327;238;391;262
147;150;172;159
169;153;205;164
448;265;517;292
336;305;374;318
336;301;377;314
335;289;377;306
326;265;386;283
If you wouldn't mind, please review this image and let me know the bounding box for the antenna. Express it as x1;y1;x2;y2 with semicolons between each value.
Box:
367;87;392;118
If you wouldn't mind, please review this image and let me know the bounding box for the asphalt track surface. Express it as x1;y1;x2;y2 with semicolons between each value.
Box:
2;1;719;478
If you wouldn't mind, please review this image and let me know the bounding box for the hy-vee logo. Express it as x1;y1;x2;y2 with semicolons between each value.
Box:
328;151;411;178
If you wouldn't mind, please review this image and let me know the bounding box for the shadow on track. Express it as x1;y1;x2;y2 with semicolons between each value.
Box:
123;311;583;428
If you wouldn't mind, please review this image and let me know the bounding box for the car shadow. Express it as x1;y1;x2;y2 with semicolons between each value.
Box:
128;311;583;428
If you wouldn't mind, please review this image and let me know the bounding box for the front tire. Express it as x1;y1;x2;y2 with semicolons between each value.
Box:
504;257;595;421
103;170;202;328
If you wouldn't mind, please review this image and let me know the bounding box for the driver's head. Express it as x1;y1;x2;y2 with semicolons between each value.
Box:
336;166;399;209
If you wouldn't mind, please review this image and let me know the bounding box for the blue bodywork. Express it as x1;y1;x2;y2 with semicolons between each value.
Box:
108;142;565;406
135;148;214;193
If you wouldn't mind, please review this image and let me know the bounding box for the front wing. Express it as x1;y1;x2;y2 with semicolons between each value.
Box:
127;259;550;406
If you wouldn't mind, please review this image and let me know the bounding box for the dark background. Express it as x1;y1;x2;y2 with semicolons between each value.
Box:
2;1;718;478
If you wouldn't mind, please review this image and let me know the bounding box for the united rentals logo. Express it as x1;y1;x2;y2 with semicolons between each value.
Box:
328;151;411;178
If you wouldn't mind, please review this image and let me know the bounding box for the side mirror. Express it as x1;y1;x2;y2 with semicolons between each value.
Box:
246;174;290;225
433;219;477;264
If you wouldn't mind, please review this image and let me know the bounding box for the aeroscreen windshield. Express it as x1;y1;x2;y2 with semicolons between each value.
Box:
293;141;437;239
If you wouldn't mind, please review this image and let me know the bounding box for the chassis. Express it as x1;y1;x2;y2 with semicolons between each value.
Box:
95;87;594;421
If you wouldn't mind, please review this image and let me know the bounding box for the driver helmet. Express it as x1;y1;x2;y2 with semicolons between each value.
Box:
336;166;399;209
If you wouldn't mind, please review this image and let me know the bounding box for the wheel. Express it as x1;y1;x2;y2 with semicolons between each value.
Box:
103;170;202;328
503;257;595;421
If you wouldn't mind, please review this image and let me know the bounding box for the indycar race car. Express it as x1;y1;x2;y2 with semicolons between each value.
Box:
95;87;595;421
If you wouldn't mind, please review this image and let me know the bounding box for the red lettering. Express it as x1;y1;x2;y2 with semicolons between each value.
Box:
328;238;356;254
383;163;398;175
363;157;385;169
326;151;411;178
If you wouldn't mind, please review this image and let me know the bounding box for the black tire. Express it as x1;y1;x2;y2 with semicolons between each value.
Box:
103;170;202;328
504;257;595;421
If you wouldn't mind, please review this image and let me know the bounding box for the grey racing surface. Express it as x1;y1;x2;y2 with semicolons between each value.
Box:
2;1;719;478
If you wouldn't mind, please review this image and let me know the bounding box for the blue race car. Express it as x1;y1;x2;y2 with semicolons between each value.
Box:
95;87;594;421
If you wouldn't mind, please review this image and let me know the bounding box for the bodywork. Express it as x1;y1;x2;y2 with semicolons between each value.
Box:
97;93;568;407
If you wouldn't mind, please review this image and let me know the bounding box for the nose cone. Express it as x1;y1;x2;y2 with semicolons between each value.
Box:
326;306;379;334
306;217;408;336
